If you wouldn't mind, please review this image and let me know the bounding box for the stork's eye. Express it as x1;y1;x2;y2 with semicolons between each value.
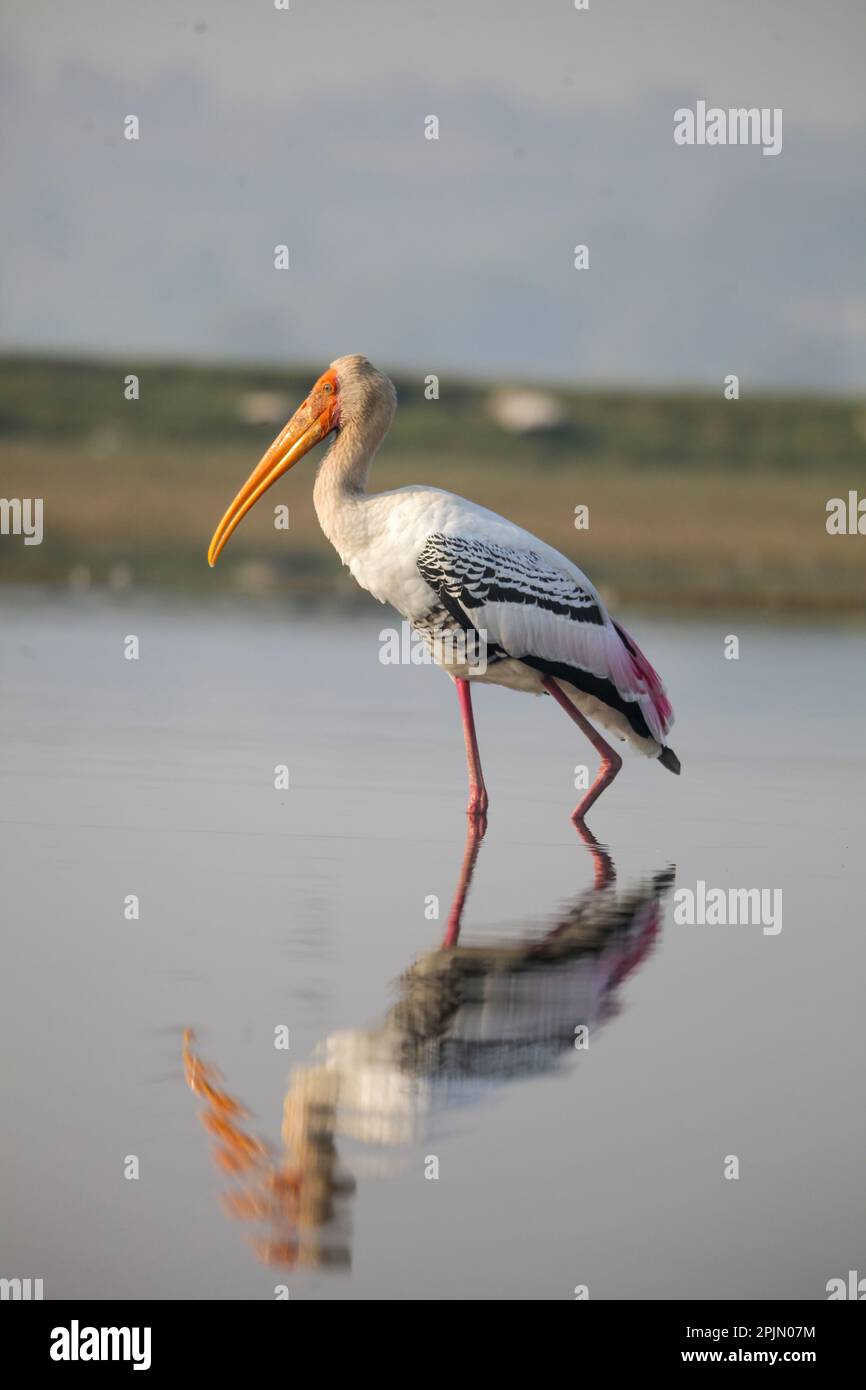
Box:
323;383;333;394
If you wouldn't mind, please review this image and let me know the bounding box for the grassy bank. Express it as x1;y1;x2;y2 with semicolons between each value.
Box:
1;355;864;614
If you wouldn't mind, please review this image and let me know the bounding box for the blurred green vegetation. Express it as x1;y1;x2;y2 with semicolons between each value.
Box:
2;353;865;470
1;354;864;614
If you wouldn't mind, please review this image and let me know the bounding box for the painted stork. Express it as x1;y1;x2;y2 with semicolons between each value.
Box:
208;355;680;825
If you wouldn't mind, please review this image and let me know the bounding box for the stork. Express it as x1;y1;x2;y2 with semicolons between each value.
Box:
208;355;680;825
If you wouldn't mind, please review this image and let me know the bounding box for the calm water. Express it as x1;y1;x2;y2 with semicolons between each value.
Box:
1;591;863;1300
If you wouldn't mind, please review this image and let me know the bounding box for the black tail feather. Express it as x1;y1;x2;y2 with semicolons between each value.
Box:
658;746;681;775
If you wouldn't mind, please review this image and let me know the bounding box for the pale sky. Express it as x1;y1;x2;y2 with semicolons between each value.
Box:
2;0;865;387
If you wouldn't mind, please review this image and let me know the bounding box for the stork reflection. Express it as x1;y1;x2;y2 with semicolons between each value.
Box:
184;825;674;1271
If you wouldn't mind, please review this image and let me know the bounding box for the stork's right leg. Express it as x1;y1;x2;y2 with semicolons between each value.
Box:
455;677;489;819
541;675;622;825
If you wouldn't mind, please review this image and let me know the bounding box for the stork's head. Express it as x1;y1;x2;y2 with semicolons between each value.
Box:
207;354;396;566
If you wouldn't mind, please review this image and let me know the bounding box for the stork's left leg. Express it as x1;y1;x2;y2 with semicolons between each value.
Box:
541;675;622;825
455;677;489;819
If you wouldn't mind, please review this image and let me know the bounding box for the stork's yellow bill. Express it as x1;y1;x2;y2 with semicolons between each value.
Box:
207;367;340;566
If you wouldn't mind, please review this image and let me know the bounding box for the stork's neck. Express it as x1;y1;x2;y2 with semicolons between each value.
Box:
313;411;388;550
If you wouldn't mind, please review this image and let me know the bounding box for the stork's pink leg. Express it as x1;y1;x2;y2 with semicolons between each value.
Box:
541;675;623;825
455;677;489;819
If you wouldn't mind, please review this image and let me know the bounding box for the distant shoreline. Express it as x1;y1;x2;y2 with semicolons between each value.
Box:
2;356;864;620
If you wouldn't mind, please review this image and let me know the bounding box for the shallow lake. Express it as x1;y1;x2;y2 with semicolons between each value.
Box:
1;591;863;1299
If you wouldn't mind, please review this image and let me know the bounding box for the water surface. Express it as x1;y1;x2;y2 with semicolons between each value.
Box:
1;592;863;1299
